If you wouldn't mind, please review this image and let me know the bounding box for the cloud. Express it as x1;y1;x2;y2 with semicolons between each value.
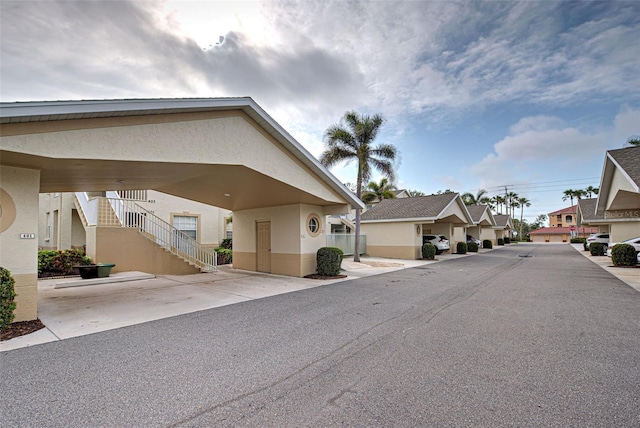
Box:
472;107;640;188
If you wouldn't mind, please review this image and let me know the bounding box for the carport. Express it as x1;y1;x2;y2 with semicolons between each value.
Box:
0;98;363;321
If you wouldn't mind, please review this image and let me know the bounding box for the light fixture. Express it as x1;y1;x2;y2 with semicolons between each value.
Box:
224;193;231;197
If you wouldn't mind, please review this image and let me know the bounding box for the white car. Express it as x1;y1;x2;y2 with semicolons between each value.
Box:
466;235;482;247
585;233;609;249
423;234;450;254
606;237;640;258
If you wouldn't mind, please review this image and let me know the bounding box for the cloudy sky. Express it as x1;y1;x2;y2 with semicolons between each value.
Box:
2;0;639;222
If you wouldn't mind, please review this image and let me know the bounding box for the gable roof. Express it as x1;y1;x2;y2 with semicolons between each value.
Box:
466;204;496;226
596;146;640;212
548;206;577;216
361;193;472;223
493;214;513;229
0;98;364;210
576;198;606;224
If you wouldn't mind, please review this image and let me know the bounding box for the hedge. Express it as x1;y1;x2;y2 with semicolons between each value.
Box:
456;242;468;254
215;248;233;265
497;238;505;246
1;267;17;331
611;243;638;266
38;249;91;276
317;247;343;276
422;243;436;260
467;242;479;253
483;240;493;249
590;242;606;256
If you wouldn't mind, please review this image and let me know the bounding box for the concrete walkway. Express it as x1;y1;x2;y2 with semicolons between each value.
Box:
3;245;638;352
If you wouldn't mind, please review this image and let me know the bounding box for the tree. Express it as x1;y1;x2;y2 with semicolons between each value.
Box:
492;195;505;214
461;189;488;206
562;189;577;207
624;135;640;147
436;189;454;194
531;214;547;230
584;186;599;198
517;197;531;239
320;111;397;262
361;178;396;204
507;191;519;218
408;189;426;197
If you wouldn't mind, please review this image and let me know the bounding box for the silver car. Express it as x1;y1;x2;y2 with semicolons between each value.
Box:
585;233;609;249
423;234;450;254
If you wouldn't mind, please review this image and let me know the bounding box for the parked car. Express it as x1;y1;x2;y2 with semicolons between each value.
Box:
423;234;450;254
466;235;481;247
585;233;609;249
606;236;640;257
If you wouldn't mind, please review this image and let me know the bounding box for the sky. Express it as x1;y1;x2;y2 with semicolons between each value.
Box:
1;0;639;223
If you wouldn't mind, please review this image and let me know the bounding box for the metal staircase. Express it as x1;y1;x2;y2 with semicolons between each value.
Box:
74;192;217;272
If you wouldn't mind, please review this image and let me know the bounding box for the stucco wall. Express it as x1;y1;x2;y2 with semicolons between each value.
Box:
362;222;418;259
233;204;327;277
85;226;199;275
609;222;640;243
1;166;40;321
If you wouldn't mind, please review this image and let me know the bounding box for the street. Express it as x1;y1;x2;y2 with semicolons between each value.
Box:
2;244;639;427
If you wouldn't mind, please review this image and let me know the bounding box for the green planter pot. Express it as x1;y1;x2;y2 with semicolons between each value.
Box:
76;263;116;279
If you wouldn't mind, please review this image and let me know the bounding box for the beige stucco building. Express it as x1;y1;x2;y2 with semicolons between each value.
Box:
0;98;363;322
360;193;474;259
578;146;640;242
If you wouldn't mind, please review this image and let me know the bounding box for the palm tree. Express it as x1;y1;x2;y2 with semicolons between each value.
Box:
461;189;488;206
517;197;531;240
562;189;577;207
361;178;396;204
408;189;426;197
584;186;599;198
507;191;519;218
320;111;397;262
625;136;640;147
492;195;505;214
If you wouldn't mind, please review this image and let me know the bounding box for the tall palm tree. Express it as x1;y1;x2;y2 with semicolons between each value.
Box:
320;111;397;262
507;191;519;218
493;195;505;214
584;186;599;198
562;189;577;207
517;197;531;240
361;178;396;204
461;189;488;206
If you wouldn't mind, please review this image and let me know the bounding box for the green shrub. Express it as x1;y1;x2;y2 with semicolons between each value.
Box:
215;248;233;265
38;249;91;276
422;243;436;260
497;238;505;246
571;237;586;244
220;239;232;250
1;267;17;331
483;239;493;249
611;244;638;266
504;237;511;244
583;240;589;251
456;242;467;254
468;242;479;253
317;247;343;276
590;242;606;256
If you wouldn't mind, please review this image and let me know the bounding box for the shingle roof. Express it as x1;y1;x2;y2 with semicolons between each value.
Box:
608;146;640;188
466;204;489;223
361;193;458;221
493;215;512;228
548;206;577;216
577;198;606;222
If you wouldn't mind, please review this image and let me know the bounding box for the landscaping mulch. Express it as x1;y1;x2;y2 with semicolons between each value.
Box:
1;319;46;341
304;274;348;280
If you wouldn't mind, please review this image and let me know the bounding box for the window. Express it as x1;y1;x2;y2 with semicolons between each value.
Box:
173;215;198;240
306;213;322;237
226;230;233;239
565;215;573;223
46;212;51;240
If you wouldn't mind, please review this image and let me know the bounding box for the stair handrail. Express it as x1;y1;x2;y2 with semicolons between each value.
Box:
74;192;97;226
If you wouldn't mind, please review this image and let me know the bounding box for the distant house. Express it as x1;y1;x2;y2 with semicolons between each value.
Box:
361;193;474;259
466;204;497;244
548;206;578;228
530;204;597;243
493;214;515;241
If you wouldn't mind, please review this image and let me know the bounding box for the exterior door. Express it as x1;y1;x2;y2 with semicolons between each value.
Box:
256;221;271;273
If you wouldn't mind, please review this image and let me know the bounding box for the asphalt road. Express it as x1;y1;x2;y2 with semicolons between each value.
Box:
2;244;639;427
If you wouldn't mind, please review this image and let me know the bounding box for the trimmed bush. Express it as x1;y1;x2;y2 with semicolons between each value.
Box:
317;247;343;276
215;248;233;265
220;238;232;250
38;249;91;276
590;242;606;256
497;238;504;246
1;267;17;331
422;243;436;260
468;242;479;253
483;239;493;249
504;237;511;244
611;243;638;267
583;240;589;251
456;242;467;254
571;237;585;244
